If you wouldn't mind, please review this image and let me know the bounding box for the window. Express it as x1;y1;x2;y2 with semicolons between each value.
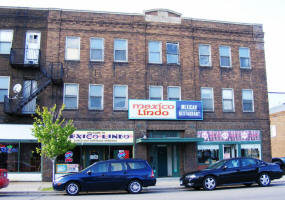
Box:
239;47;251;68
0;76;9;102
0;30;13;54
91;162;109;173
149;86;163;100
127;161;147;170
222;89;234;112
110;162;126;172
113;85;128;110
241;158;257;167
241;144;261;159
63;84;79;109
168;86;181;100
89;84;103;110
65;37;80;60
219;46;231;67
114;39;127;62
148;41;162;63
242;89;254;112
166;42;179;64
90;38;104;61
201;87;214;111
199;44;211;66
225;159;240;169
197;145;219;164
271;125;277;137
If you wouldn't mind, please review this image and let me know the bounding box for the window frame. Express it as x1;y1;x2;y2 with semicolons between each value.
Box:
199;44;211;67
0;76;10;103
65;36;80;61
90;37;104;62
167;86;181;100
114;39;128;62
0;29;13;54
201;87;214;112
88;84;104;110
242;89;254;112
166;42;180;64
239;47;251;69
219;45;232;68
113;85;128;110
149;85;163;100
222;88;235;112
63;83;79;110
148;41;162;64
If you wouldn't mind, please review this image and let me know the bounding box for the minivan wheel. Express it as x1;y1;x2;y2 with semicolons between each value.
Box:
203;176;216;190
128;180;142;194
258;173;271;187
66;182;80;195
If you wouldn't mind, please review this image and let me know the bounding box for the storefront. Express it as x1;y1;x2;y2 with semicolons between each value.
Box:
197;130;261;168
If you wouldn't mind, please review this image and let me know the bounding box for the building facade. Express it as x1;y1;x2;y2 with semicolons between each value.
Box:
0;7;270;181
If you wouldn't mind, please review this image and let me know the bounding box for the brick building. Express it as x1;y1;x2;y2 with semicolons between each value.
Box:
0;7;270;181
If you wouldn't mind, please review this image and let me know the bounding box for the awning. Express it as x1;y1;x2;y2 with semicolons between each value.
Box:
136;137;204;144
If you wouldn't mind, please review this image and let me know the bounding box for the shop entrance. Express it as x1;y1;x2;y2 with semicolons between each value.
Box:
157;146;168;177
223;144;238;159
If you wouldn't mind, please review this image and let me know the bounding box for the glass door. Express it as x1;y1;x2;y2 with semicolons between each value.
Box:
223;144;238;159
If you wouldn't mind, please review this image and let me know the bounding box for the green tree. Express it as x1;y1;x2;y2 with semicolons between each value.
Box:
32;104;76;182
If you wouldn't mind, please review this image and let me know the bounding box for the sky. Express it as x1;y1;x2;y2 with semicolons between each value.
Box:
1;0;285;92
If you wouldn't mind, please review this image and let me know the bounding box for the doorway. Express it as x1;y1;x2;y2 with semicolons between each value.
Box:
157;146;168;177
223;144;238;159
22;80;37;114
24;31;41;64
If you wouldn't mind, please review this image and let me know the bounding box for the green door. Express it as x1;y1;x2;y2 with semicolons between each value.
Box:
157;146;168;177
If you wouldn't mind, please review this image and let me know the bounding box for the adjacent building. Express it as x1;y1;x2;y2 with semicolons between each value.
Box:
0;7;270;181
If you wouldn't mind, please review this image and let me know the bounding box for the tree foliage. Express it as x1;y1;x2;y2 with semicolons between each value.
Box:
32;104;76;160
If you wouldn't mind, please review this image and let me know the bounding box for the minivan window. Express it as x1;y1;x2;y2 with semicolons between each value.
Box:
127;161;146;170
110;162;126;172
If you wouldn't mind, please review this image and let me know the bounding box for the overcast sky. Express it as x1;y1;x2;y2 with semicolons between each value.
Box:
1;0;285;92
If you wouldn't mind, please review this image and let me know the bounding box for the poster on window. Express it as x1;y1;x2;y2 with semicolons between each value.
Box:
114;150;130;159
56;164;79;173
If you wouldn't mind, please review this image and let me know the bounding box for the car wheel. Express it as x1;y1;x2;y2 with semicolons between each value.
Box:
66;182;80;195
128;180;142;194
258;173;271;187
203;176;216;190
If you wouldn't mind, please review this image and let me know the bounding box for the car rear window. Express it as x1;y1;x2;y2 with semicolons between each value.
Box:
241;158;256;167
127;161;147;170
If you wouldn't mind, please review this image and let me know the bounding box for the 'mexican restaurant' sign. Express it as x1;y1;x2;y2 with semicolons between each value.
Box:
128;100;203;120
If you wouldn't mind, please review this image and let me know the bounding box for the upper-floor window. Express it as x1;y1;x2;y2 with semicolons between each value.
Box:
239;47;251;68
114;39;127;62
0;30;13;54
222;88;234;112
166;43;179;64
201;87;214;112
90;38;104;61
64;83;79;109
149;86;163;100
219;46;231;67
113;85;128;110
65;37;80;60
89;84;103;110
168;86;181;100
0;76;10;102
242;89;254;112
148;41;162;64
199;44;211;66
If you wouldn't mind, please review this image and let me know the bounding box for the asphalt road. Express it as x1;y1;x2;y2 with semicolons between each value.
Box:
1;181;285;200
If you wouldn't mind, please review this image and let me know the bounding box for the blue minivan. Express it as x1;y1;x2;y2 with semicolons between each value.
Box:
53;159;156;195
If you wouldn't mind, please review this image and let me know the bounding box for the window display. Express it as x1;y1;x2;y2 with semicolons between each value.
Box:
198;145;219;164
241;144;260;159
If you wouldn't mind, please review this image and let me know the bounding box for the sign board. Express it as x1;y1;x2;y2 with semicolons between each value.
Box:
69;130;134;144
128;100;203;120
56;164;79;173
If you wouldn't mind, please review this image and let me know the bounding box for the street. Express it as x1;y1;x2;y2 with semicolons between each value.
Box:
1;181;285;200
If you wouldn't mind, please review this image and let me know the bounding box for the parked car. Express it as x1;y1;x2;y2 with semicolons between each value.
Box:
0;169;9;189
272;157;285;171
53;159;156;195
180;157;283;191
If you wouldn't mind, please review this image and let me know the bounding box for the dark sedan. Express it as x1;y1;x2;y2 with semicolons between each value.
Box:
180;157;283;190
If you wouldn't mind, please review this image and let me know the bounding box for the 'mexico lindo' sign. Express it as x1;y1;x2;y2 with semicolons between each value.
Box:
128;100;203;120
69;130;133;144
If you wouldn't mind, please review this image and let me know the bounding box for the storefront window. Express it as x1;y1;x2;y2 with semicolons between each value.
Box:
198;145;219;164
0;143;18;172
19;143;41;172
241;144;260;159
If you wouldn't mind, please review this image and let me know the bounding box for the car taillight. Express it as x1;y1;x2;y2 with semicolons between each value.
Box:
150;170;154;178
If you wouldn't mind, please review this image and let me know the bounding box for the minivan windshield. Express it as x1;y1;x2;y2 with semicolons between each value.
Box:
207;160;227;169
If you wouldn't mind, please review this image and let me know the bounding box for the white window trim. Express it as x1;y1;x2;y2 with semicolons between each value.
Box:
167;86;181;100
270;125;277;138
63;83;79;109
65;36;80;61
222;88;235;112
148;41;162;64
166;42;180;64
199;44;212;67
0;29;14;55
113;85;128;110
201;87;214;112
149;85;163;100
219;45;232;68
114;39;128;62
239;47;251;69
90;37;104;62
242;89;254;112
0;76;10;102
89;84;104;110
